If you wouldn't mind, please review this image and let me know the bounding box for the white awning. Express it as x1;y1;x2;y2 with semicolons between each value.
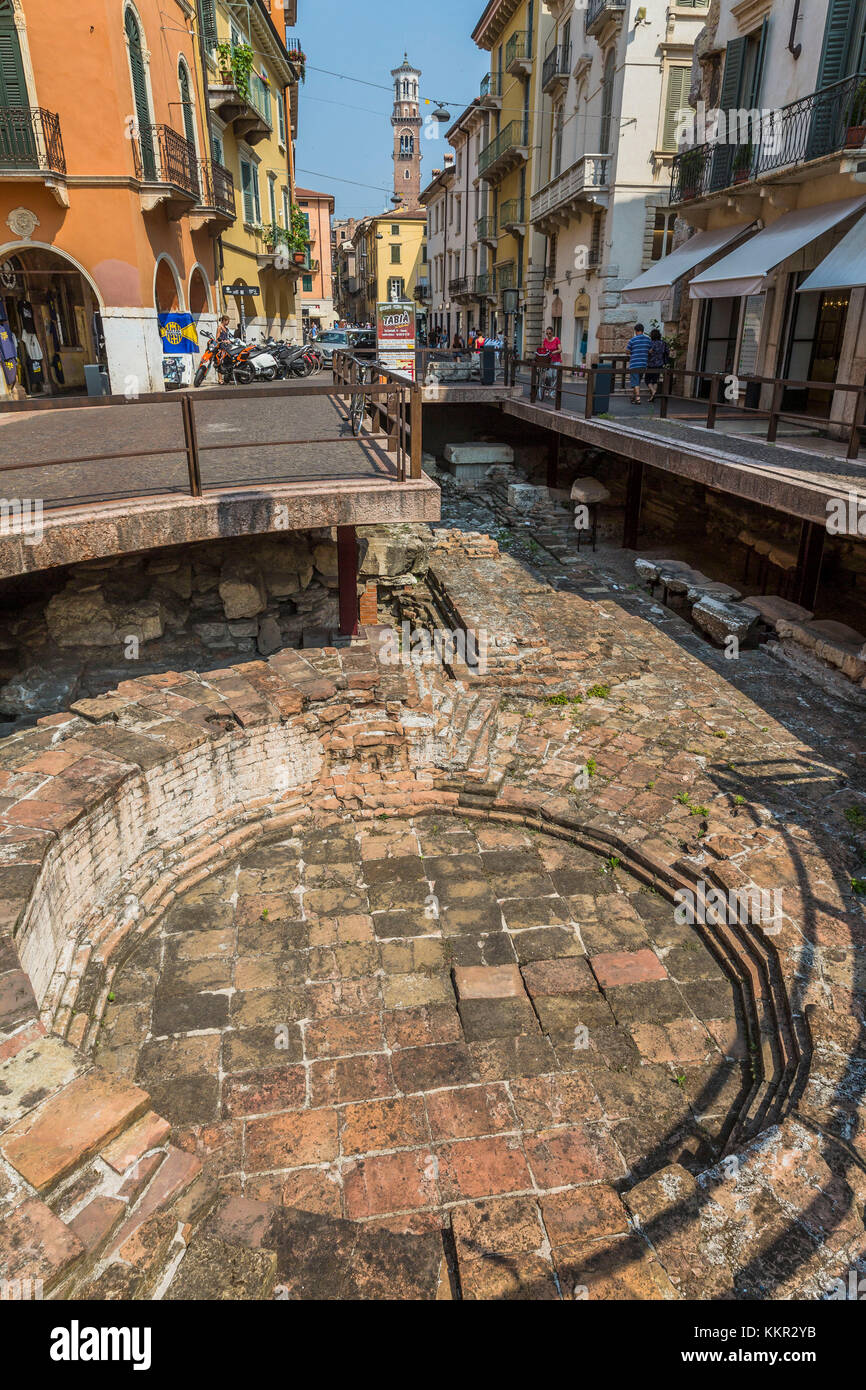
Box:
797;213;866;293
620;223;755;303
689;196;866;299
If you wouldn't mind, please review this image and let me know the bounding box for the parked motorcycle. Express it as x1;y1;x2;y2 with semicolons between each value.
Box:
193;334;238;387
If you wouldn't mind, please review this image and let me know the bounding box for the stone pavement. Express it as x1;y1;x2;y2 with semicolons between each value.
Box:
0;523;864;1298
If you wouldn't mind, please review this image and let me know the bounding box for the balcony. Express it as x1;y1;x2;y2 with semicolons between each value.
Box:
414;280;431;302
495;263;517;295
585;0;626;37
133;125;200;218
505;31;532;78
285;38;306;83
499;197;526;234
476;214;498;245
475;272;496;299
0;106;67;204
542;42;572;95
478;119;529;181
189;159;236;233
530;153;610;232
670;71;866;204
208;77;270;146
479;72;502;109
449;275;472;300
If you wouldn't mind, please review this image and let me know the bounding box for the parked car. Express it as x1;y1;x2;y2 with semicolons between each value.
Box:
316;328;377;362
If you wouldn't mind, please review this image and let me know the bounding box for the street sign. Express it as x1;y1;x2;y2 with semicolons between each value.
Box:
376;301;416;380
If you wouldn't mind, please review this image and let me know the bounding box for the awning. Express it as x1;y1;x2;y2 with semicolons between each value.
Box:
797;213;866;293
620;223;755;303
689;196;866;299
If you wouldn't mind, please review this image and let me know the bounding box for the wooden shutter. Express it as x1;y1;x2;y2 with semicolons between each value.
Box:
710;36;746;189
662;66;690;151
0;1;35;166
600;49;615;153
125;9;155;179
198;0;217;52
241;159;254;222
808;0;857;157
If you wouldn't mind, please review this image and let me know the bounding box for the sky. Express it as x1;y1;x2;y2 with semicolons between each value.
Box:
290;0;490;219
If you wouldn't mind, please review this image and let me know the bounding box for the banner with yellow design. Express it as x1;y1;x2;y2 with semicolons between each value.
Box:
158;313;199;355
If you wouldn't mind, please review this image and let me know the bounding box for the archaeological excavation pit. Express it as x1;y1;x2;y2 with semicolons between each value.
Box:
86;811;753;1292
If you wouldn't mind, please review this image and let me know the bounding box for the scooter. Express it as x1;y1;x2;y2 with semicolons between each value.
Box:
229;339;281;384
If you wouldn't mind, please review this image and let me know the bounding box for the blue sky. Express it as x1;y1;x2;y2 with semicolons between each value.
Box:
290;0;489;218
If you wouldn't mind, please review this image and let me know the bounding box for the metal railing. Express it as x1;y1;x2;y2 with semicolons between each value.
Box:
585;0;626;33
475;272;495;296
542;42;572;91
0;367;423;500
518;356;866;460
133;124;199;197
0;106;65;175
449;275;470;295
480;72;501;100
199;158;235;215
499;197;525;230
478;119;528;176
332;350;422;480
496;262;517;291
670;71;866;202
476;215;498;242
505;30;530;68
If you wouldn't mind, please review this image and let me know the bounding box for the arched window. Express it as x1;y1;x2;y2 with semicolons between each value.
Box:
400;132;414;157
125;8;155;178
600;48;615;155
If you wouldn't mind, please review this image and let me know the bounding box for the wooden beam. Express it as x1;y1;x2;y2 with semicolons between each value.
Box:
337;525;360;637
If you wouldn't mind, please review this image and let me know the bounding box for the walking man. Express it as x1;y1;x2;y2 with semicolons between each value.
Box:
627;322;652;405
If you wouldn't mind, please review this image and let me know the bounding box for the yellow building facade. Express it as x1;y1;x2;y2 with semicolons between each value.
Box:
473;0;545;355
354;211;427;324
203;0;304;337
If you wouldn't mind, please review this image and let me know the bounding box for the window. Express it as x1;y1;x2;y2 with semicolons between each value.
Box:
240;157;261;223
277;92;286;145
178;61;196;151
661;66;690;151
198;0;217;51
282;186;290;226
399;132;414;156
553;103;564;176
389;277;404;299
391;223;400;233
268;173;277;225
651;209;676;260
211;131;224;166
302;274;313;292
391;243;402;263
600;48;615;155
421;242;428;263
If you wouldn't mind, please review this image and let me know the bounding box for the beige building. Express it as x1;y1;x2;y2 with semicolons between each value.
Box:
295;186;335;334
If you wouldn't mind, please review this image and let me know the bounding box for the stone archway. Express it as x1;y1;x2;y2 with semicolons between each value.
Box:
0;241;104;396
154;254;182;313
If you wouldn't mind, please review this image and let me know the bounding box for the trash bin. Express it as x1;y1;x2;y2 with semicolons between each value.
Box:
480;345;496;386
592;360;613;414
84;364;110;397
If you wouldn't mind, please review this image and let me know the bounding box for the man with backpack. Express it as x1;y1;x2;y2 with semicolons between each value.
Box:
645;328;671;403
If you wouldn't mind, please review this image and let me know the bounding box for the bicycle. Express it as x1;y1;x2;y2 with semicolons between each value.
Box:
349;357;370;437
535;349;557;403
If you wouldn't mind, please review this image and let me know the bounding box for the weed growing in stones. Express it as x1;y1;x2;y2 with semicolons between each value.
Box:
676;792;691;805
852;877;866;896
585;684;611;700
845;807;866;827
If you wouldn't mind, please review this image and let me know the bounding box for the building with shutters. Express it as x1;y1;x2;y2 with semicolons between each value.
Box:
350;211;428;325
526;0;707;366
0;0;233;397
294;186;335;335
202;0;304;342
637;0;866;436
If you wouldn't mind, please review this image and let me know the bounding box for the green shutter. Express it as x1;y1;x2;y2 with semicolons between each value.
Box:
816;0;857;88
749;16;768;107
198;0;217;52
710;36;746;189
125;9;155;179
662;66;689;151
241;161;257;223
0;1;35;166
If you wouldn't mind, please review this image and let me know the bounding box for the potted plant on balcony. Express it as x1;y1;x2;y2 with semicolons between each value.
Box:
845;79;866;148
732;142;753;183
285;204;310;264
216;41;254;103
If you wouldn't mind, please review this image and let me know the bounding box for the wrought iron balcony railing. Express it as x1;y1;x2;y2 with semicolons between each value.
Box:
133;124;199;198
585;0;626;35
476;214;497;242
505;30;530;70
475;272;495;296
414;281;431;301
499;197;526;230
479;72;501;101
478;119;529;176
449;276;470;295
199;158;235;215
670;71;866;203
0;106;65;175
542;42;572;92
496;262;517;291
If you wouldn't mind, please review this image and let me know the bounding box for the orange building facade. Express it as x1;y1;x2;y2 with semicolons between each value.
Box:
295;186;335;334
0;0;232;399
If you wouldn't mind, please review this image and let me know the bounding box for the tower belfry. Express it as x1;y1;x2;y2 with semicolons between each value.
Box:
391;54;422;210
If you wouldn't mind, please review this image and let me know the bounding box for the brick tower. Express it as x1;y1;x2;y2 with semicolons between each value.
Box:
391;54;422;210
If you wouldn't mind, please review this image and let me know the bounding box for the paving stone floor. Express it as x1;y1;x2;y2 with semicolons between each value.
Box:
95;813;747;1282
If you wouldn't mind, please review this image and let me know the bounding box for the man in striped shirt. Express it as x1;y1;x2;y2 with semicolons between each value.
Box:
626;323;652;405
